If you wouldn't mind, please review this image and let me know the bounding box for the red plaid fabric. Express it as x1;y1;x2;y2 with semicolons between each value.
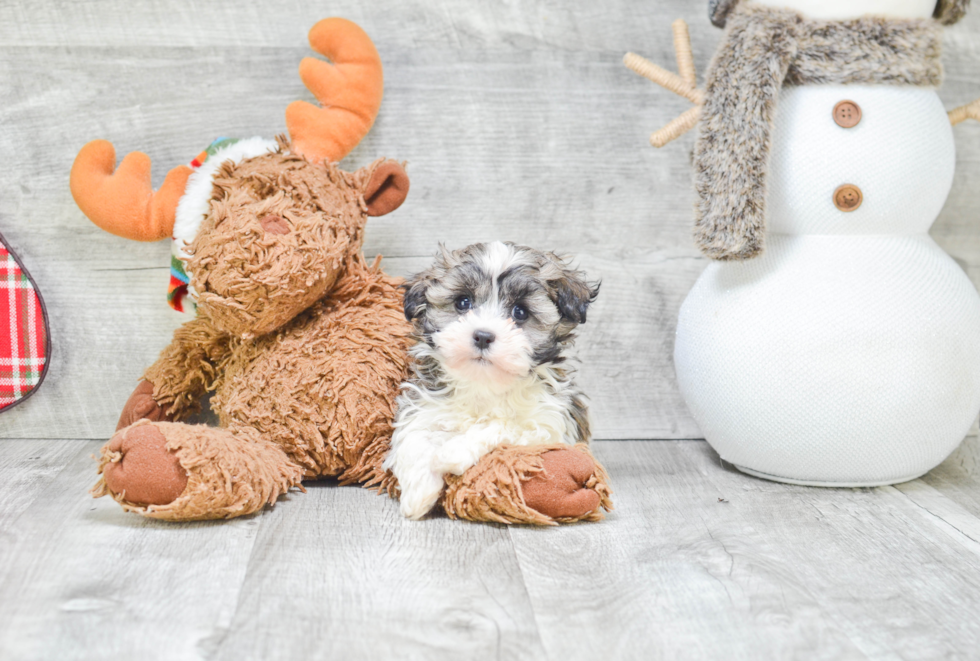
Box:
0;234;48;412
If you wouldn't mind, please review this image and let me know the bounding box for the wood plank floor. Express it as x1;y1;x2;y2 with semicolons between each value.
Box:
2;437;979;660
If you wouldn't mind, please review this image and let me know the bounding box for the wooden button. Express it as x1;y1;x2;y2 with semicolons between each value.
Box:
833;184;863;212
833;100;862;128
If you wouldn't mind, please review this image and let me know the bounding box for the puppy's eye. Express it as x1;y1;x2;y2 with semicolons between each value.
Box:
454;296;472;312
512;304;529;322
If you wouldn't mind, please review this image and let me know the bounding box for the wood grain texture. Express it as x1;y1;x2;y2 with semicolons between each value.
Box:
511;438;980;661
0;440;263;661
211;481;546;661
0;438;80;530
2;437;980;660
0;1;978;440
911;422;980;519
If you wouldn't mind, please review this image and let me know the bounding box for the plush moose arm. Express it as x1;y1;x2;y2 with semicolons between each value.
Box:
118;316;233;429
443;444;613;525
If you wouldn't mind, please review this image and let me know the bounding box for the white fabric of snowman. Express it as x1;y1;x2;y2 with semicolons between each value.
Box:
627;0;980;485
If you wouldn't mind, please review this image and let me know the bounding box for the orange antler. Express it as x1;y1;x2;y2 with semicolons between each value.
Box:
286;18;384;164
624;20;705;148
69;140;192;242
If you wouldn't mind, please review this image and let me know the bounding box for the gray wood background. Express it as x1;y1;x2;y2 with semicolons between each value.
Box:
1;0;978;440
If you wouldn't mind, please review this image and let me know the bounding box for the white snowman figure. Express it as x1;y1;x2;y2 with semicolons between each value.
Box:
626;0;980;485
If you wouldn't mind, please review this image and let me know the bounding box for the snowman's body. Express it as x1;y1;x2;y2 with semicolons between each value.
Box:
674;1;980;485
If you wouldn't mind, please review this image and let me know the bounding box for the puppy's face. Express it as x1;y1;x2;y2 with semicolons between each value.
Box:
403;242;599;390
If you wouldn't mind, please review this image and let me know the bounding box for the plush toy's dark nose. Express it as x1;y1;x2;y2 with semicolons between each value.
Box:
473;330;495;351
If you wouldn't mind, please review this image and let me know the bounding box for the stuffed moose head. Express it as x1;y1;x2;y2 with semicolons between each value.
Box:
70;18;609;524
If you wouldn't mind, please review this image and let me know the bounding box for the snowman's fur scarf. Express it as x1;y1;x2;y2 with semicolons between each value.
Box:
935;0;971;25
710;0;971;27
694;3;945;261
384;241;599;520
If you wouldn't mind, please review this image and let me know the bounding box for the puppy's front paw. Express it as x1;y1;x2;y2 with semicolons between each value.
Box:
432;441;480;476
398;470;446;520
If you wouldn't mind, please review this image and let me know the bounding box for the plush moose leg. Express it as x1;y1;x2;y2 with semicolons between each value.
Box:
442;444;612;525
92;420;303;521
116;316;232;430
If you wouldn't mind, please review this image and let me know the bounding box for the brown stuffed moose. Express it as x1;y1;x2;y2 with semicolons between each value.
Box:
69;18;610;523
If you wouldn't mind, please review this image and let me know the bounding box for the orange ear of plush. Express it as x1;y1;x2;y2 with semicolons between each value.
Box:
70;140;191;242
364;161;409;217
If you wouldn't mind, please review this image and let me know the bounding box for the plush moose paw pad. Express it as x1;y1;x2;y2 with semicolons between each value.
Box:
521;448;602;519
102;423;188;506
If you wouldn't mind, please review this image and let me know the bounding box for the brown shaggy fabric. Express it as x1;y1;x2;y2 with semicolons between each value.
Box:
137;256;409;502
143;315;233;420
93;420;304;521
187;137;371;338
94;140;413;520
442;444;612;526
213;254;411;490
693;4;943;261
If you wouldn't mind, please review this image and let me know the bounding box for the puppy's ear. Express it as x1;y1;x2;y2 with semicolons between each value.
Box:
402;245;455;322
545;256;600;324
402;276;429;322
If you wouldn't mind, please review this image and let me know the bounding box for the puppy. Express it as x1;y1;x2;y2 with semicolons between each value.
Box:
384;241;600;520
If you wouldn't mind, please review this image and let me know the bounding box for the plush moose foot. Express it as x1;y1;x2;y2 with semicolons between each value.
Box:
93;420;304;521
521;448;607;519
101;422;188;506
442;444;612;525
116;380;174;431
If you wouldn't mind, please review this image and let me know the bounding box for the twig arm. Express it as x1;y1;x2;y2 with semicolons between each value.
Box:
623;52;704;105
623;19;704;148
651;106;702;148
671;20;697;87
950;98;980;126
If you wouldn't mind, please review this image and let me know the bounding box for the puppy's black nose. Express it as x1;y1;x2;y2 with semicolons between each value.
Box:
473;330;496;350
